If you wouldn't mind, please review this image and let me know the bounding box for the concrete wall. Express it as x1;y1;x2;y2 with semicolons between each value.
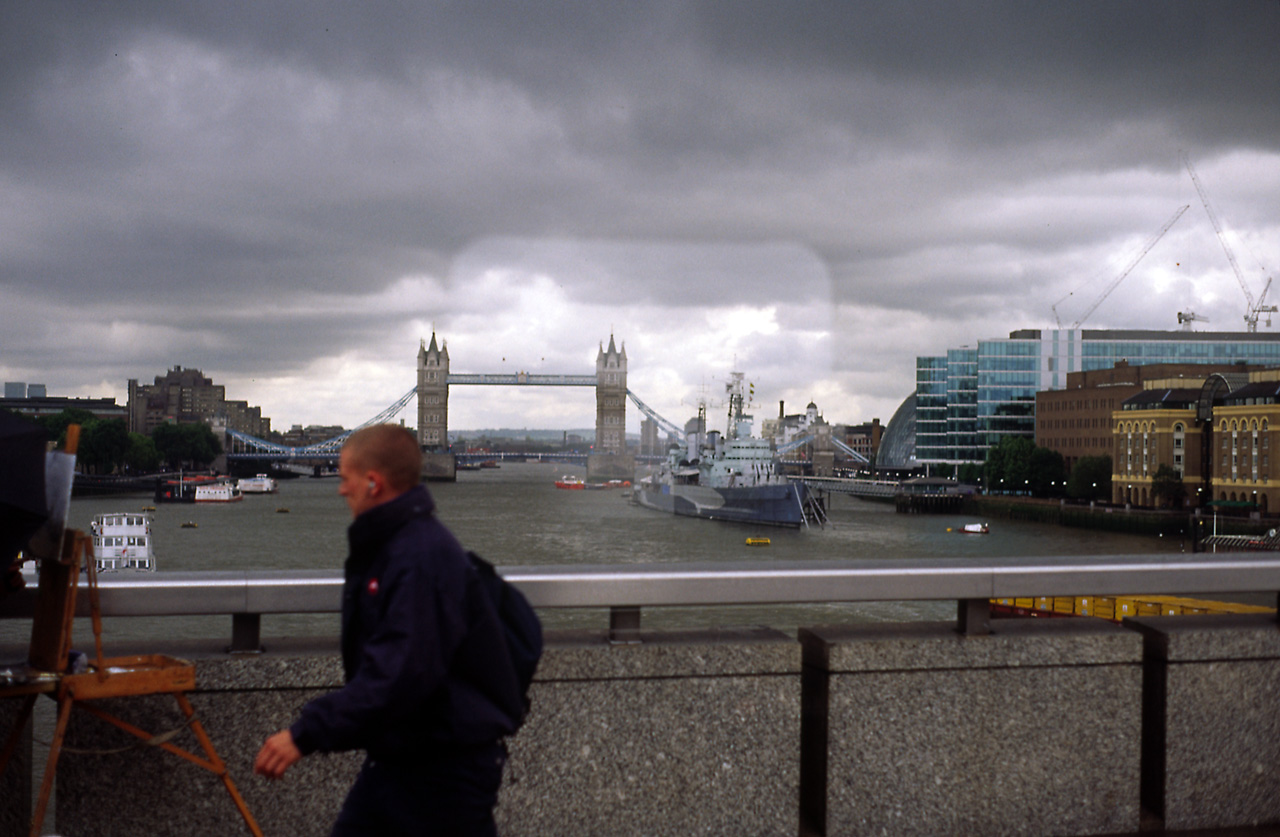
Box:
498;627;799;836
2;614;1279;836
1128;613;1280;831
0;696;31;835
801;618;1143;837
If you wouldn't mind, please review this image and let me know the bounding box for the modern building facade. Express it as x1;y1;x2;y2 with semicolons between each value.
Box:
918;329;1280;467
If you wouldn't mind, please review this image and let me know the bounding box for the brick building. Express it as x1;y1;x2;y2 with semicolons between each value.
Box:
1036;361;1252;473
127;366;270;437
1110;369;1280;514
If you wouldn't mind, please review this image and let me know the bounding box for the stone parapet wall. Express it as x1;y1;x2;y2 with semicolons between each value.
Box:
2;614;1279;836
801;618;1143;837
1127;613;1280;831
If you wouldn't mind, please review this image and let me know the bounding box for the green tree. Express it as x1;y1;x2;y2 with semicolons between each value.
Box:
151;422;223;469
984;435;1035;494
957;462;983;485
1150;464;1187;509
37;408;98;446
125;432;163;473
78;419;131;474
1029;446;1067;497
1067;455;1112;502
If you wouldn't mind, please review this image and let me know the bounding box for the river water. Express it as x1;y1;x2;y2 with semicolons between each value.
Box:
3;462;1175;647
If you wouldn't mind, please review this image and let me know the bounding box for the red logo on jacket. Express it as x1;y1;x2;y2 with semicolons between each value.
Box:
367;578;379;595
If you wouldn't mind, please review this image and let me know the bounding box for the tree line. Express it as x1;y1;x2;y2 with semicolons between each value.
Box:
938;436;1183;507
6;408;224;474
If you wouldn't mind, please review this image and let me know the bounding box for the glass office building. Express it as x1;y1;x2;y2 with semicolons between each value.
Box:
916;329;1280;465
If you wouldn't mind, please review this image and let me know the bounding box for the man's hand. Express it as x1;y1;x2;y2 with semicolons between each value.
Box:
254;729;303;779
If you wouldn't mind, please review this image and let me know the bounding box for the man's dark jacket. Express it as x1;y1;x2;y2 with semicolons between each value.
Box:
290;484;522;760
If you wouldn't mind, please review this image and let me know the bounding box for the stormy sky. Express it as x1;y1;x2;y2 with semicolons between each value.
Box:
3;2;1279;434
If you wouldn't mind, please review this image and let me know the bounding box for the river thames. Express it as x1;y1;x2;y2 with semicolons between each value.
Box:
3;462;1179;646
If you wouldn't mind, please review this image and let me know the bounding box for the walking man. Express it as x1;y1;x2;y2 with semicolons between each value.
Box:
254;424;524;836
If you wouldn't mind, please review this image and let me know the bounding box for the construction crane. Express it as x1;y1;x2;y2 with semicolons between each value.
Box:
1052;204;1189;329
1177;311;1209;331
1183;152;1277;332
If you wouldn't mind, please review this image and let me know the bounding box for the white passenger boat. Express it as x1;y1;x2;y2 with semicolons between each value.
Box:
90;513;156;572
237;473;278;494
194;482;243;503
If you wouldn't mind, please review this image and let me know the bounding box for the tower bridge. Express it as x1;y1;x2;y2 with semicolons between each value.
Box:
417;333;633;481
228;334;658;481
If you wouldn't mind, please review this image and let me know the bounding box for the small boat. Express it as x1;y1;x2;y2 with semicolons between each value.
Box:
745;537;771;547
555;476;586;490
90;513;156;572
237;473;278;494
948;523;990;535
194;482;243;503
181;521;198;529
276;507;290;514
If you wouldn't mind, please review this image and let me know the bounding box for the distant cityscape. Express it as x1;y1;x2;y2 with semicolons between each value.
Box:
11;323;1280;512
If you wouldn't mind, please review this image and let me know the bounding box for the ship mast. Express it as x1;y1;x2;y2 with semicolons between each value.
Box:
725;371;747;439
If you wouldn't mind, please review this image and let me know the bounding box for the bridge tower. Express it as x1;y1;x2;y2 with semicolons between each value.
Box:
417;333;449;451
595;335;627;453
589;335;635;481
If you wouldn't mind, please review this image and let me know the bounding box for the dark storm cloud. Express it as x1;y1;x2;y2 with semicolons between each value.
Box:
2;1;1279;427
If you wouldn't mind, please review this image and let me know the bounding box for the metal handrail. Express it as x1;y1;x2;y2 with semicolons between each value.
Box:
4;553;1278;648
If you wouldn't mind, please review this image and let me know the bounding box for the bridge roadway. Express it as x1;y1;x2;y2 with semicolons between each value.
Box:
4;553;1280;835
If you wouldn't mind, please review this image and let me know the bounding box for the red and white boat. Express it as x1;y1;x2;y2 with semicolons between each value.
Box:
555;475;586;490
194;482;243;502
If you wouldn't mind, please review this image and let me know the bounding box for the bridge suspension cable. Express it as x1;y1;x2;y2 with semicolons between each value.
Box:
625;390;684;438
776;433;870;464
226;386;418;459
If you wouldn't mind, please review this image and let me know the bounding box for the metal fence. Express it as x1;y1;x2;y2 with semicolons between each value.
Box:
3;553;1279;650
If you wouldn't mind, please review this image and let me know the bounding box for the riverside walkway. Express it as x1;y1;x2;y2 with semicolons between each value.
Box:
3;553;1280;836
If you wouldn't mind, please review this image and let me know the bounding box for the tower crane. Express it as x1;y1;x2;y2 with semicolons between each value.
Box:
1177;311;1209;331
1183;152;1277;331
1052;204;1189;329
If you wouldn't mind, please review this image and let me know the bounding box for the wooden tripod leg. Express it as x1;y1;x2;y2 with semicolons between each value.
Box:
174;693;264;837
31;694;74;837
0;694;37;777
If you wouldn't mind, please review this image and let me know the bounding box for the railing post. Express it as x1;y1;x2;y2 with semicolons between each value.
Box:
957;598;990;636
230;613;262;654
609;606;641;644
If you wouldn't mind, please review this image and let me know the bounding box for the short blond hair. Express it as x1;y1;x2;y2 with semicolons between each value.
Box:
342;425;423;491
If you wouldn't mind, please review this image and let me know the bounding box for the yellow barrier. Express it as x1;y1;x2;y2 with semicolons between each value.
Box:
991;595;1273;622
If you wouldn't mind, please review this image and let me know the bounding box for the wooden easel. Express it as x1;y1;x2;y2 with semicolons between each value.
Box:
0;429;262;836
